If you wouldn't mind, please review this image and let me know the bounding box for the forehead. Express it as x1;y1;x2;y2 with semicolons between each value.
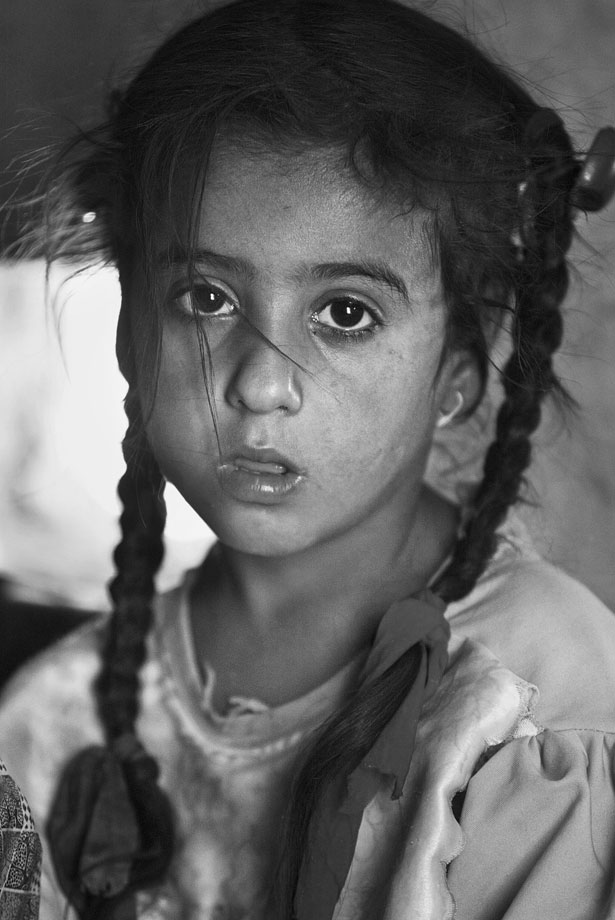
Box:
167;142;440;300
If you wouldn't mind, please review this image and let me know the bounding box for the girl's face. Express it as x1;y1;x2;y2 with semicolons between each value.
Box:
141;146;466;557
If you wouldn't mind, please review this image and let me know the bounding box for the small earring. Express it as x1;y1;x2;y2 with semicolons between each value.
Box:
436;390;464;428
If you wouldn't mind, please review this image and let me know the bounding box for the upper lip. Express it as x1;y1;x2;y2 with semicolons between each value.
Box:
225;447;303;475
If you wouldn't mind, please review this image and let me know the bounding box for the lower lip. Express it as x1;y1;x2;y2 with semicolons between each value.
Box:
217;463;304;505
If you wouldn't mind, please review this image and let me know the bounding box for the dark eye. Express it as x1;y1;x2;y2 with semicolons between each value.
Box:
314;298;375;332
170;279;238;320
190;283;235;315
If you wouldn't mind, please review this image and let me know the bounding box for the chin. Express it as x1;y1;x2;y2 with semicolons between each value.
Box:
221;525;315;558
208;508;320;559
170;479;337;559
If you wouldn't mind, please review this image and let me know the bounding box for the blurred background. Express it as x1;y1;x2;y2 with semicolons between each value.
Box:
0;0;613;660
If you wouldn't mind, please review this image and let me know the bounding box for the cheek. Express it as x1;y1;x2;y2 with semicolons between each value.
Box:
157;326;202;390
314;348;439;469
144;338;217;469
155;327;215;417
339;345;438;425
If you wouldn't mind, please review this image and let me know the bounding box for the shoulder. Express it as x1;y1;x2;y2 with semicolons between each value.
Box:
446;514;615;731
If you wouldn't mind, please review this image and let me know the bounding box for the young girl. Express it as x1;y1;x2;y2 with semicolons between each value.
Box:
2;0;615;917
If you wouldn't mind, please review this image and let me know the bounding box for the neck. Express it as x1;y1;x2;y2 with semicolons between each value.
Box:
193;485;457;671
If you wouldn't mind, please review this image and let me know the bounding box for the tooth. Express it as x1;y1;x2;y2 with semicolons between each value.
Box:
237;459;287;474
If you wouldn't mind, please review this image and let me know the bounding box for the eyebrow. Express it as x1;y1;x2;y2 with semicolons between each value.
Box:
163;248;258;282
295;260;410;304
162;248;411;304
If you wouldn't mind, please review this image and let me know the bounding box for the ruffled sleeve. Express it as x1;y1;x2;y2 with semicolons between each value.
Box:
448;728;615;920
332;634;541;920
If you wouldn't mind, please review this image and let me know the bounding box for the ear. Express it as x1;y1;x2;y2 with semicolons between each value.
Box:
434;351;482;427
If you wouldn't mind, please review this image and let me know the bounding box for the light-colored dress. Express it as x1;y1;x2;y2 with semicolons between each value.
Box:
1;516;615;919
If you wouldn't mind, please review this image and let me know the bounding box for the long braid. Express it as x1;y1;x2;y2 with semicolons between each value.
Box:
95;390;166;741
46;321;175;914
436;111;578;604
272;642;424;917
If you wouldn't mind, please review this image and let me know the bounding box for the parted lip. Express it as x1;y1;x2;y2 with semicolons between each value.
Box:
222;446;304;475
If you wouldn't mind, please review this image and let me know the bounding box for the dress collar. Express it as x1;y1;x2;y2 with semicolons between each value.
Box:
296;591;450;919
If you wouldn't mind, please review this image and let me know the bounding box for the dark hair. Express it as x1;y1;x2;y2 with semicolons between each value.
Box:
43;0;582;915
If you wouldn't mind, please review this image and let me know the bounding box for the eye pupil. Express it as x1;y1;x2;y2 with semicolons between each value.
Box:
330;299;364;327
194;286;225;313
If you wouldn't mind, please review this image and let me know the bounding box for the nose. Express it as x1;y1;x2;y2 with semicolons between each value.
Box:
225;334;302;416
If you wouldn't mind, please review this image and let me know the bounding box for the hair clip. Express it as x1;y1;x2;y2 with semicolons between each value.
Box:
511;178;536;258
571;127;615;212
512;120;615;261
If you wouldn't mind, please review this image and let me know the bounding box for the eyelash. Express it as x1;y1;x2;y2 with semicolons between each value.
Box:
310;301;379;343
167;281;237;322
167;281;381;343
